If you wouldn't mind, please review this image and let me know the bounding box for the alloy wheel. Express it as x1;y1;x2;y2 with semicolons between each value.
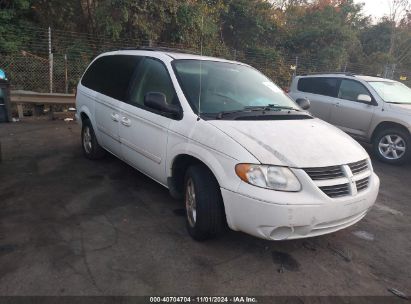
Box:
378;134;406;160
185;178;197;227
83;126;93;154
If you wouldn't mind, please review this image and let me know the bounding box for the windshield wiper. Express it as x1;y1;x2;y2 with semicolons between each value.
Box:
244;104;301;111
215;108;258;119
215;104;301;119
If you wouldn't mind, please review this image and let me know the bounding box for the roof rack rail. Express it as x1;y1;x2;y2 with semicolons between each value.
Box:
300;72;356;77
118;46;199;55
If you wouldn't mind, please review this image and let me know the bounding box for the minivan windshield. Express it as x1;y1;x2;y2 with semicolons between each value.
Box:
173;60;299;116
368;81;411;104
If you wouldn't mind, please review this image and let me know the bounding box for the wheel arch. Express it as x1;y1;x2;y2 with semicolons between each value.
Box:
77;106;103;143
77;105;94;127
80;111;89;122
168;153;223;199
371;121;410;142
168;152;230;232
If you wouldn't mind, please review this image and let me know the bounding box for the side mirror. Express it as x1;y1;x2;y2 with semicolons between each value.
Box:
296;98;311;110
357;94;372;103
144;92;181;117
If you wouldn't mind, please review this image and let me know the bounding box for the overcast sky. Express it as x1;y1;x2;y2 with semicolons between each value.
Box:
354;0;391;19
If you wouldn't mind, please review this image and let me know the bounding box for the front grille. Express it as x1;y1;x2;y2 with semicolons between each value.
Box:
320;183;350;198
304;166;344;180
304;159;370;199
349;159;368;175
356;177;369;192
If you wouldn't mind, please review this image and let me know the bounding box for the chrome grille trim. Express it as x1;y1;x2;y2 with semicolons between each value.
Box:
356;177;369;192
303;159;371;199
320;183;350;198
304;166;344;180
349;160;369;175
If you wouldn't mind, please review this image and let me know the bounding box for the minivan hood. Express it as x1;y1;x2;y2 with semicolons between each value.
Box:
209;118;368;168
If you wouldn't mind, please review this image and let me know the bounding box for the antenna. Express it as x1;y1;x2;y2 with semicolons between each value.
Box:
197;5;204;121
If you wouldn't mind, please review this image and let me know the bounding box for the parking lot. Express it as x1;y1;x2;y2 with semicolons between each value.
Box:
0;120;410;297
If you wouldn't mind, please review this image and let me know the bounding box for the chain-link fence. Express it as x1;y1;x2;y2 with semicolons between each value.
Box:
1;26;410;93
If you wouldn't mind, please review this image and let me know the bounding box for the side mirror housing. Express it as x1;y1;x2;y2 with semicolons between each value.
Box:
144;92;181;118
357;94;372;103
296;98;311;110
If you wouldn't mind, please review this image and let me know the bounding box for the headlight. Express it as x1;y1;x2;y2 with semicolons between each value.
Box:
235;164;301;192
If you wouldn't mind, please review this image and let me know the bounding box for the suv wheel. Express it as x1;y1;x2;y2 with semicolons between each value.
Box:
81;119;106;160
373;128;410;165
184;165;225;241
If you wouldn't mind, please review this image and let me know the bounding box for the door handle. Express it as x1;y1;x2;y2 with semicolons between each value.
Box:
121;117;131;127
111;113;120;122
335;102;340;107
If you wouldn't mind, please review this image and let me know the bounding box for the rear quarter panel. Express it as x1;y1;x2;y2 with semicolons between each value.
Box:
76;84;99;139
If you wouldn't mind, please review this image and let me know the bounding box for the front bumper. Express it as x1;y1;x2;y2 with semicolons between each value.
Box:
221;172;380;240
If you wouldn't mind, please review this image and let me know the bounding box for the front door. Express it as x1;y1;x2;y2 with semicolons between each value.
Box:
329;79;376;138
120;58;179;185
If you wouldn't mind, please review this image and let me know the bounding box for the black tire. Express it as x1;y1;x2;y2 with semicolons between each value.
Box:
81;119;106;160
184;165;226;241
373;127;411;165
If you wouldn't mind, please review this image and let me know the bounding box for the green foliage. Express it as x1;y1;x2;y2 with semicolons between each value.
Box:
1;0;411;89
361;21;393;56
284;1;365;70
0;0;34;52
222;0;277;49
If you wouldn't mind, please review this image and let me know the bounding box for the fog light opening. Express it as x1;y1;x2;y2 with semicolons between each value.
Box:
270;226;293;240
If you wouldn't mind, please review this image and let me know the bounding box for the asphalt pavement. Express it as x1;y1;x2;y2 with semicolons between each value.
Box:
0;120;410;297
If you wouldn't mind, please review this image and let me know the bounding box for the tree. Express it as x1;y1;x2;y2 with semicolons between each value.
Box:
387;0;410;56
283;0;367;70
221;0;277;50
0;0;34;52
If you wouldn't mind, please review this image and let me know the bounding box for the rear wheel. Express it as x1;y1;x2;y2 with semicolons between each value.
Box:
184;165;225;241
81;119;106;160
373;128;410;165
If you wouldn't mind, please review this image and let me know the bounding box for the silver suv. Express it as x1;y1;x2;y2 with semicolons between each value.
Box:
289;73;411;165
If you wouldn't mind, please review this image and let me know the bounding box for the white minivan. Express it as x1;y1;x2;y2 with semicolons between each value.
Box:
76;49;380;241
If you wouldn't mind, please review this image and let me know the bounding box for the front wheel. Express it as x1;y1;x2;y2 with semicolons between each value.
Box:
373;128;410;165
184;165;226;241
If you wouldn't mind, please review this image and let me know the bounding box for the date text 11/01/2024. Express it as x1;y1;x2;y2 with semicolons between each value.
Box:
149;297;258;303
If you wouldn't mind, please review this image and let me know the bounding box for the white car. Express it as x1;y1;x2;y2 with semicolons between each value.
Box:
75;49;380;241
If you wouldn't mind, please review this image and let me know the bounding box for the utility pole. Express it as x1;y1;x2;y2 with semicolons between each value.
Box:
48;27;53;93
293;56;298;77
383;64;389;78
64;54;68;94
392;63;397;79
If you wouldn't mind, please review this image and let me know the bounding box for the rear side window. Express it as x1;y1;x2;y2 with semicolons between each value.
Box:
297;77;339;98
81;55;141;101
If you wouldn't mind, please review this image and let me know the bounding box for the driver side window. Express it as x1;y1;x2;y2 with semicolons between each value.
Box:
338;79;370;102
129;58;177;107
